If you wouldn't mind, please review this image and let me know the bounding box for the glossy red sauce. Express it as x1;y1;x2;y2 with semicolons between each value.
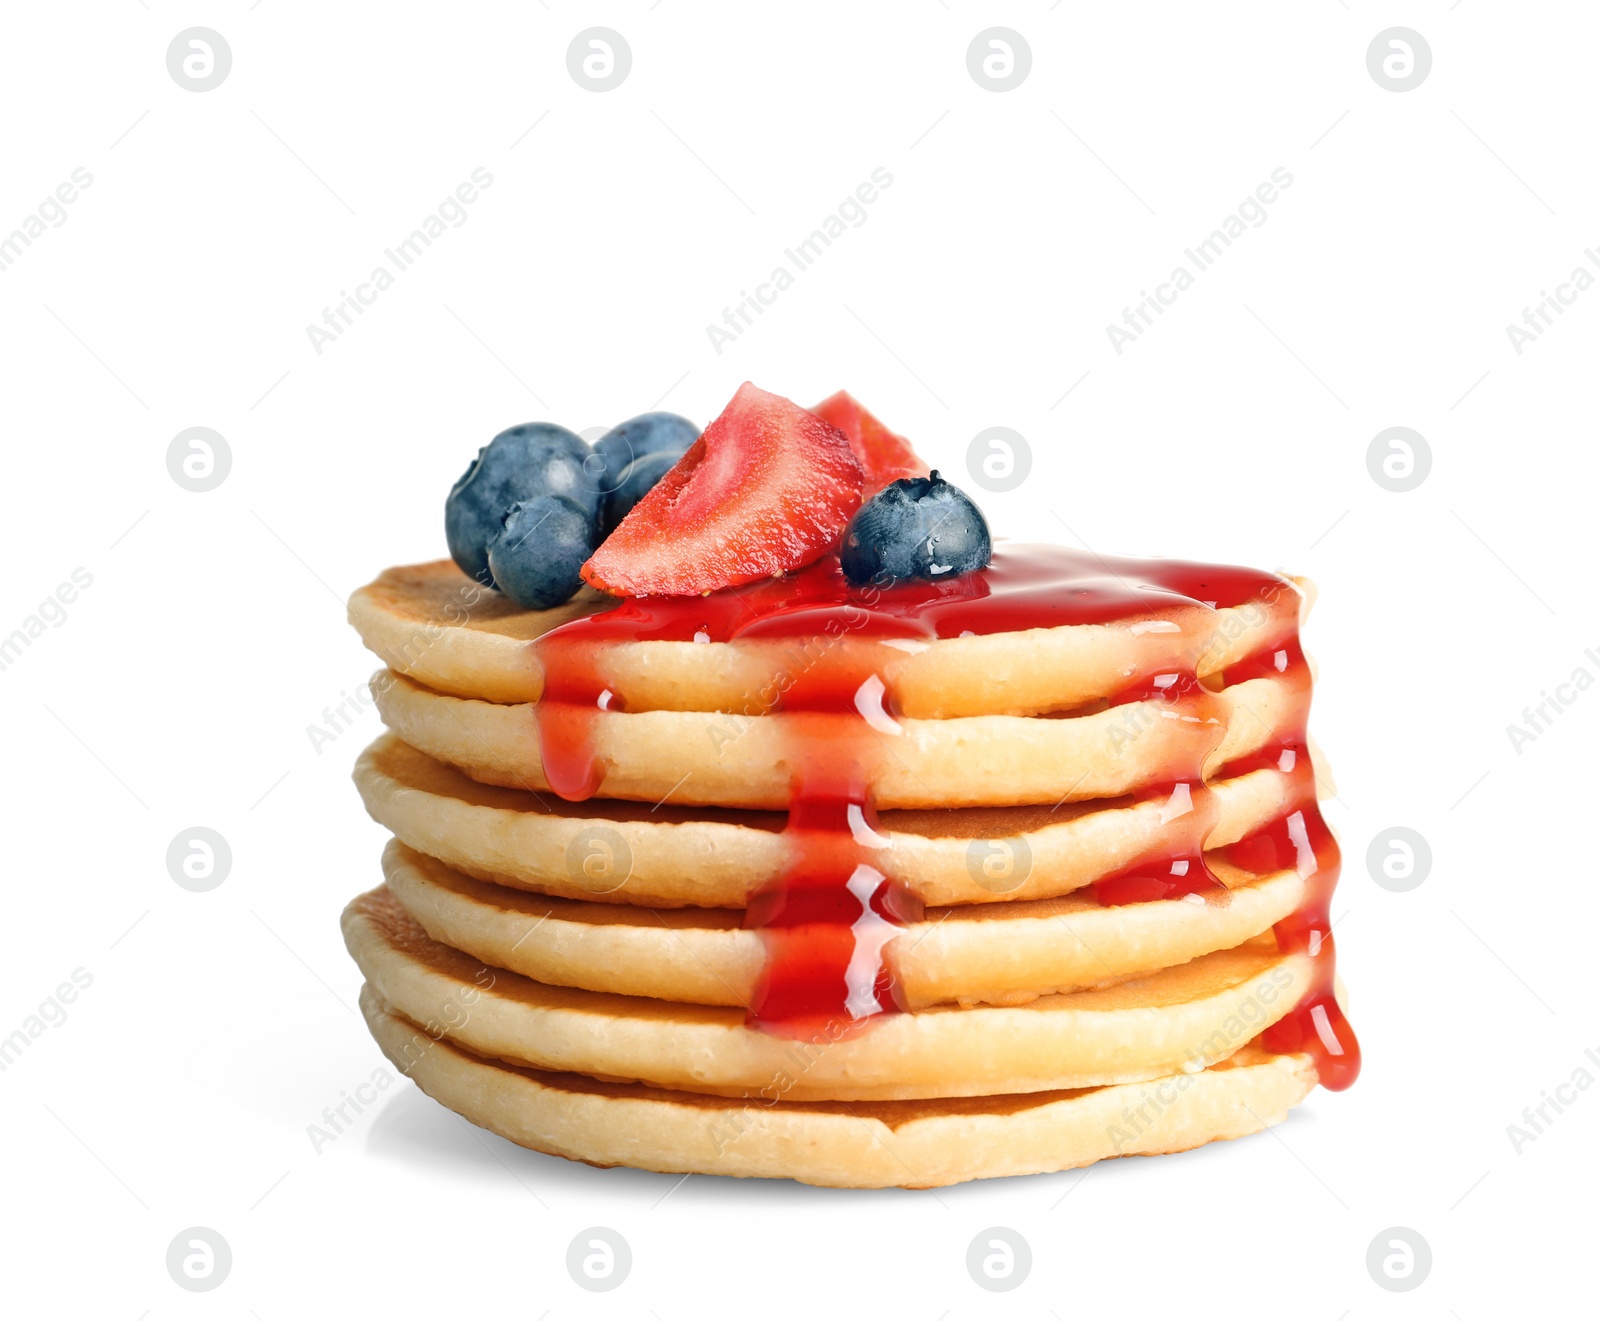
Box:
532;545;1359;1088
1093;848;1228;906
1224;804;1358;1089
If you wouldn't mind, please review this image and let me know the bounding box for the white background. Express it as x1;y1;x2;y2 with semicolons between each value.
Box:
1;2;1593;1316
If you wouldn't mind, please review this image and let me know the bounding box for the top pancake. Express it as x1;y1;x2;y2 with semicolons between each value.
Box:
349;555;1305;718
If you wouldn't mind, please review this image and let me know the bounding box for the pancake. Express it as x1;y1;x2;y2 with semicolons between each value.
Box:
343;887;1313;1101
339;533;1358;1186
362;984;1317;1188
370;667;1309;809
349;558;1303;718
355;734;1310;907
382;839;1308;1009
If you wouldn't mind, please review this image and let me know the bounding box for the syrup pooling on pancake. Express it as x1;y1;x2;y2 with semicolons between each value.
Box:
1089;664;1233;906
1091;782;1230;906
534;544;1287;651
527;544;1359;1082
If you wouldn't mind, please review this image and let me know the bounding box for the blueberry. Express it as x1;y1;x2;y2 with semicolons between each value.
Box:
594;412;698;491
600;449;680;538
839;471;992;586
485;495;596;610
446;423;602;586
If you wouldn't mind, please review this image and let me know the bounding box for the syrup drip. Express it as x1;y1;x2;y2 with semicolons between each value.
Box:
535;635;615;801
1216;639;1359;1087
530;546;1358;1088
743;789;923;1039
737;650;923;1039
1223;799;1359;1090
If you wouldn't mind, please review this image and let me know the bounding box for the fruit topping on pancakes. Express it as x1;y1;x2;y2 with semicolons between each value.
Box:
592;411;699;492
441;382;990;604
809;390;928;490
582;382;866;597
839;470;991;585
484;495;594;610
444;421;598;589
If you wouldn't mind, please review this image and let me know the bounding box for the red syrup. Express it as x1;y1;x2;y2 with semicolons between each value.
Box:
1221;791;1360;1091
530;545;1358;1087
1092;852;1227;906
1092;780;1229;906
1217;636;1361;1089
742;782;925;1041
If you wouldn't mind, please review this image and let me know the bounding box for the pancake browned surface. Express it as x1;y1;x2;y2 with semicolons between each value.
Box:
381;838;1308;1009
349;558;1301;717
356;733;1309;907
362;984;1316;1189
343;887;1312;1101
370;666;1308;809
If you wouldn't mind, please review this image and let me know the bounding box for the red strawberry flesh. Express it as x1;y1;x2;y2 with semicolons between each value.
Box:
810;391;927;490
582;382;865;597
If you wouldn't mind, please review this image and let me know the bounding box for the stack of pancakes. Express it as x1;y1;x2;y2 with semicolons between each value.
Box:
340;554;1349;1188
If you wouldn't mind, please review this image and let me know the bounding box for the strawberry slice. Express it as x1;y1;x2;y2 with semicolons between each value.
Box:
583;382;865;597
810;391;928;490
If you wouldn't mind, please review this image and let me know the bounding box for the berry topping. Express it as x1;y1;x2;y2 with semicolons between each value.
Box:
486;495;597;610
810;391;927;490
594;412;699;491
446;423;600;586
600;449;678;538
582;382;865;597
839;471;992;586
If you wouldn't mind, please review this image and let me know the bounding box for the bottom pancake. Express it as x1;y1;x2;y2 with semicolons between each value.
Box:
362;985;1316;1188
